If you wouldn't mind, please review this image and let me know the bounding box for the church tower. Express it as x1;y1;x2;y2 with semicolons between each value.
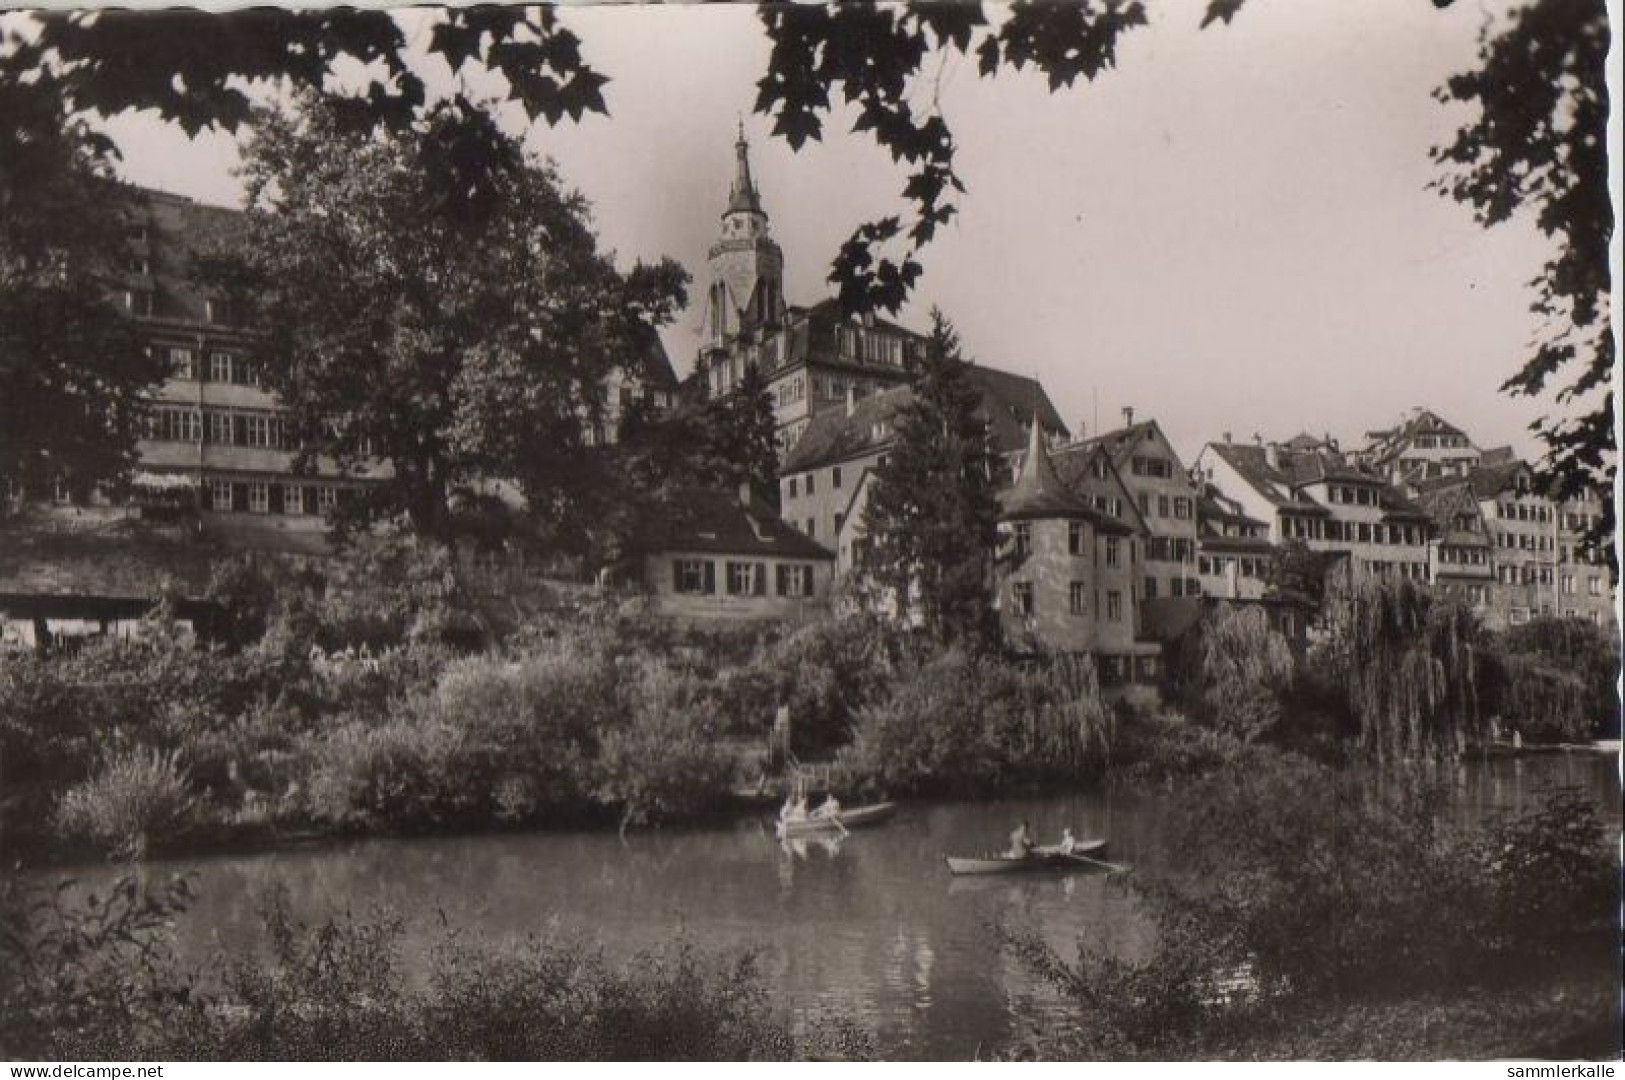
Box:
704;123;784;350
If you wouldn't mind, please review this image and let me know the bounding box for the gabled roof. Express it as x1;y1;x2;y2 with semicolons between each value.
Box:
122;186;248;328
1050;441;1149;534
1072;419;1162;469
1363;407;1471;447
1468;458;1535;500
644;488;833;561
629;323;678;390
962;365;1070;447
1204;443;1331;515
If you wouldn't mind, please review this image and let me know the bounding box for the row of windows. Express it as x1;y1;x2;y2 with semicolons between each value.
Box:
1437;547;1489;566
671;559;817;599
205;479;342;516
1364;560;1430;581
1198;555;1267;579
1507;606;1607;627
1497;532;1553;552
1134;492;1193;520
1409;434;1471;450
1010;581;1125;622
1324;484;1383;506
1145;536;1196;562
837;328;908;367
143;406;289;450
1010;523;1123;567
1144;576;1203;599
1129;455;1174;479
159;346;263;386
1496;501;1552;523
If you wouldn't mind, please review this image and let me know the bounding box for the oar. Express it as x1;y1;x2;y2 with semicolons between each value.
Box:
1065;852;1131;873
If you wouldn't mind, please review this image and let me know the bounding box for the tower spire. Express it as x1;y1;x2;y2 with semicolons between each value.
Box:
728;121;763;215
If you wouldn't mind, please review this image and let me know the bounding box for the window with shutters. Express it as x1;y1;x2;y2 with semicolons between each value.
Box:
1012;582;1034;617
1069;582;1086;615
1012;522;1032;557
247;482;270;514
1068;522;1086;556
675;559;711;594
283;484;304;515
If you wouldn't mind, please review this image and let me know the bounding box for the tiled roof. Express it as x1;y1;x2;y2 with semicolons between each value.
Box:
1049;443;1146;534
1205;443;1330;515
629;323;679;390
781;386;913;473
780;363;1068;473
1468;458;1534;500
644;488;833;561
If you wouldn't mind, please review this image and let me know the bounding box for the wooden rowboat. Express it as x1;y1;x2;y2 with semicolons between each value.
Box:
776;801;897;838
945;839;1110;876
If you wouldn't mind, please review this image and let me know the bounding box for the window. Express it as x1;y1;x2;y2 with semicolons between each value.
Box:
1068;522;1086;556
806;518;815;538
1106;590;1123;621
777;564;814;598
243;414;272;448
207;411;234;445
1588;576;1602;597
317;486;338;515
1171;577;1184;598
788;477;798;499
124;290;153;317
1157;494;1170;518
726;561;765;596
1105;537;1121;568
207;479;233;511
283;484;304;515
1012;582;1034;617
247;482;270;514
674;559;713;594
1561;574;1576;595
1013;522;1032;557
806;473;816;495
1173;496;1192;520
832;466;842;489
168;347;197;379
1069;582;1086;615
1144;577;1157;600
209;351;233;383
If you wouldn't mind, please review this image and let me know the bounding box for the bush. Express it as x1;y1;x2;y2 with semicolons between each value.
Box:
836;647;1111;795
1;877;817;1061
595;661;738;829
55;746;194;859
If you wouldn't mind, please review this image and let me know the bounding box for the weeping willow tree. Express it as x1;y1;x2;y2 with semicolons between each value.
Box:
1012;651;1114;772
1490;617;1620;742
1172;606;1298;742
1322;578;1489;762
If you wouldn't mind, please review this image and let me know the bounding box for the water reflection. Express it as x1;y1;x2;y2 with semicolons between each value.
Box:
39;753;1620;1060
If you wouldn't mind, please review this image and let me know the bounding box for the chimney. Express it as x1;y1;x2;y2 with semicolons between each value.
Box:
1076;420;1086;442
1122;406;1134;427
1223;430;1232;445
845;383;857;418
1265;442;1281;470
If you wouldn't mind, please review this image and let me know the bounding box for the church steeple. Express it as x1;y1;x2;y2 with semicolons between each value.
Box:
705;122;785;351
727;119;763;216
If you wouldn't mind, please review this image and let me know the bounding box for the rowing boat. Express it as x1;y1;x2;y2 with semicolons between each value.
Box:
776;801;897;838
944;839;1109;876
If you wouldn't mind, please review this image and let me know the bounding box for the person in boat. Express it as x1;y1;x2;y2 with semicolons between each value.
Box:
813;793;842;821
1057;827;1077;856
779;794;809;824
1008;820;1035;858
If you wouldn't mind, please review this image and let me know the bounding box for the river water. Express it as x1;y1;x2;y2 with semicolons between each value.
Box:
53;752;1621;1060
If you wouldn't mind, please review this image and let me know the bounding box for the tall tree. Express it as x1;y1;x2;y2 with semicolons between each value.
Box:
1430;0;1614;572
860;310;999;645
211;94;686;539
0;39;161;505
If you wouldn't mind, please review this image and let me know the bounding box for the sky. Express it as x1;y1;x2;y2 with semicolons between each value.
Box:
88;0;1565;464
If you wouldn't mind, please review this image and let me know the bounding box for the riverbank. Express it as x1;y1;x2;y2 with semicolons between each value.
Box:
6;755;1616;1061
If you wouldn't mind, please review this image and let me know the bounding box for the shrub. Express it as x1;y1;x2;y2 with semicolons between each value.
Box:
55;746;194;859
595;661;737;830
2;877;817;1061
